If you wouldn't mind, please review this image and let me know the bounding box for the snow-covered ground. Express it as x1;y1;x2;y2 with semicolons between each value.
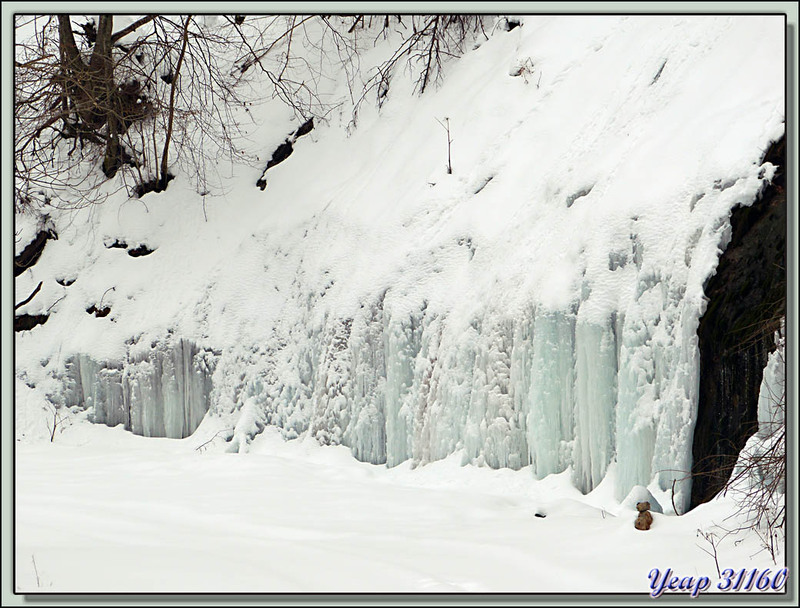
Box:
14;420;785;594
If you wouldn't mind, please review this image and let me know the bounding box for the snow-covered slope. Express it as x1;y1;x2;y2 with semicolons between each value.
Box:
15;15;785;517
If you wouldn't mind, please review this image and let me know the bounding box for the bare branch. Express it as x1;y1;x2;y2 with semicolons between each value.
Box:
111;15;157;43
15;281;43;310
160;15;191;188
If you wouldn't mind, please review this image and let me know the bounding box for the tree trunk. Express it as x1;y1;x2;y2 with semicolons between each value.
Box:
92;16;123;177
57;15;82;121
57;15;123;176
57;16;81;68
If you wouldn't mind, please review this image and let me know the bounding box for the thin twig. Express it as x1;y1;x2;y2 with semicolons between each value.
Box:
435;116;452;174
32;554;41;587
45;294;66;314
195;429;231;452
15;281;43;310
671;478;680;516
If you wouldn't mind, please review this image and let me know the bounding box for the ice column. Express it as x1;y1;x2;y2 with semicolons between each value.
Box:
344;306;388;464
573;318;618;493
527;310;576;478
652;302;700;513
479;319;525;470
383;313;423;466
614;312;658;499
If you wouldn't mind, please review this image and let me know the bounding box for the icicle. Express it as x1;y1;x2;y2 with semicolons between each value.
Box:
573;318;618;493
66;341;214;439
528;309;576;479
383;311;423;466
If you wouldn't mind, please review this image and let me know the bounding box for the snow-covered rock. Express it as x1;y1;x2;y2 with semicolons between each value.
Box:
622;485;664;514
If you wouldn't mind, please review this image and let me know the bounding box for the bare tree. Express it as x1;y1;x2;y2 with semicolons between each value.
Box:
14;14;491;211
14;14;253;209
353;15;487;121
223;15;488;126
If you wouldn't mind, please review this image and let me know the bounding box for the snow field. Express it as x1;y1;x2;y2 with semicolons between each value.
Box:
14;422;783;593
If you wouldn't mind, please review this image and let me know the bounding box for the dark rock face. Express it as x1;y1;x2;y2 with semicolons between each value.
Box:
14;314;49;332
256;118;314;191
293;117;314;139
257;140;293;190
690;136;786;509
132;173;175;198
14;229;57;277
127;244;155;257
86;305;112;318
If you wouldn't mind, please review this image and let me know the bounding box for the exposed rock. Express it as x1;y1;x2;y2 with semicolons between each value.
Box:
256;118;314;190
132;173;175;198
691;135;786;509
15;229;57;276
14;314;49;332
566;185;593;208
86;305;111;318
127;244;155;257
257;140;294;190
293;117;314;139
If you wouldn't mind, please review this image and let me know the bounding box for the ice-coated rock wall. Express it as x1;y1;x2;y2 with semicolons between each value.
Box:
65;339;215;439
17;15;782;519
211;266;704;512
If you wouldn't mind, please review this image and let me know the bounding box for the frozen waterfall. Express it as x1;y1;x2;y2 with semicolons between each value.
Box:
61;258;706;513
208;281;701;513
65;339;215;439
